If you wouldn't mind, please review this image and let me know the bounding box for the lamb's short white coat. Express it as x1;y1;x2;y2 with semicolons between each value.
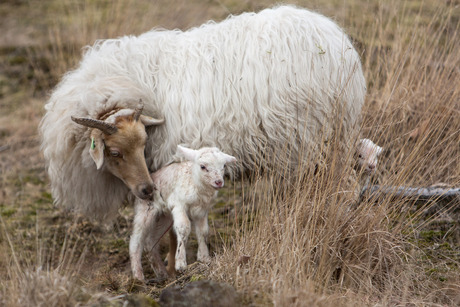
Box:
129;146;237;281
356;138;384;174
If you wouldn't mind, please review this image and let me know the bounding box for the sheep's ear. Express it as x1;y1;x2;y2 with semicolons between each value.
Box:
222;153;237;164
140;115;165;127
376;146;384;156
89;130;105;169
177;145;198;162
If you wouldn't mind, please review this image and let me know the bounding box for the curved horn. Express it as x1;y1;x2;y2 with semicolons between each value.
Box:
71;116;118;135
133;101;144;121
140;115;165;126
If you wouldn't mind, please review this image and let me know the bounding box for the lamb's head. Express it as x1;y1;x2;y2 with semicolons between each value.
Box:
355;138;384;174
177;145;237;190
71;104;164;200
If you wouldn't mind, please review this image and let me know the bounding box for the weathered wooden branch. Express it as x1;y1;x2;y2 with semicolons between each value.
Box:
363;185;460;201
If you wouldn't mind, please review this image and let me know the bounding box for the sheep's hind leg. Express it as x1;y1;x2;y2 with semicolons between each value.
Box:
166;228;177;276
144;213;173;282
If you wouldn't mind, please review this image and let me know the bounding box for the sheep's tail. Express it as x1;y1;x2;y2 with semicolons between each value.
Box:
362;185;460;201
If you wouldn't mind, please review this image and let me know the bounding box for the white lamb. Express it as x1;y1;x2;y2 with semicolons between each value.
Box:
129;145;237;281
354;138;383;199
355;138;383;175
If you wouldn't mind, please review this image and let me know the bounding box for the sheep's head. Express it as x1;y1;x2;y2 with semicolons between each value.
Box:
71;104;164;200
355;138;383;174
177;145;237;190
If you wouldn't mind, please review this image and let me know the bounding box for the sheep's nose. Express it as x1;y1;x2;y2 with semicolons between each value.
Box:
215;180;223;188
368;164;375;170
138;184;154;200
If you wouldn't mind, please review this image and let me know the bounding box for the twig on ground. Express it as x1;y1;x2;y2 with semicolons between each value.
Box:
0;145;10;153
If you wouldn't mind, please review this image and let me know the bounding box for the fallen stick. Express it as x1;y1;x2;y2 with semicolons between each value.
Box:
364;185;460;200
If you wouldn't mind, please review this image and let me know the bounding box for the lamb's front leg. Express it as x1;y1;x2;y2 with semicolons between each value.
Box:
129;200;155;281
171;207;191;272
194;213;211;263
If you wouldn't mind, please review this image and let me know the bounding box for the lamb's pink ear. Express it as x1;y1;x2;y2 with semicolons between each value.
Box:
89;130;105;169
222;153;237;164
177;145;198;162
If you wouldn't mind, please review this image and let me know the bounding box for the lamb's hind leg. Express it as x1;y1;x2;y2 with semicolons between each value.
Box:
144;213;173;282
194;214;211;263
171;207;191;272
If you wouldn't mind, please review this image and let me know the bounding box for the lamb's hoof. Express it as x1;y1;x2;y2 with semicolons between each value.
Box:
127;277;148;292
175;264;187;273
197;256;211;264
130;276;145;284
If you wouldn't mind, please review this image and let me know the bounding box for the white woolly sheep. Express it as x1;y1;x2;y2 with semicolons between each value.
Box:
129;145;237;281
40;5;366;220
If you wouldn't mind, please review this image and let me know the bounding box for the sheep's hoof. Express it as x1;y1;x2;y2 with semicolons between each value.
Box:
146;276;168;285
166;265;176;277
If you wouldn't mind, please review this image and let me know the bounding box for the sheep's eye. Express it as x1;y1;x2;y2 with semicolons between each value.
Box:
358;154;363;159
110;150;122;158
200;165;207;171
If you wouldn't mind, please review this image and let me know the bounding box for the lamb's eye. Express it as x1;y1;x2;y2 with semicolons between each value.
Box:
358;154;363;159
200;165;207;171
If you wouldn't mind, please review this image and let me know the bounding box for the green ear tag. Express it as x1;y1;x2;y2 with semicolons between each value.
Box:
91;137;96;150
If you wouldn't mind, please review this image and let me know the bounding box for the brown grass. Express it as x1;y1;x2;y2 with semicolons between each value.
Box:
0;0;459;306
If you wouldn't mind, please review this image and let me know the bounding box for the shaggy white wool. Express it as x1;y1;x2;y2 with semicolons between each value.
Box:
40;5;366;220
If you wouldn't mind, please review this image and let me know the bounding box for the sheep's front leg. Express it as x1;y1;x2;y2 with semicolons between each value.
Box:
194;213;211;263
129;201;155;281
171;207;191;272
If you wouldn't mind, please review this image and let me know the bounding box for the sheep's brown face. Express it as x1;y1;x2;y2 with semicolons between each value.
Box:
102;118;154;200
71;106;164;201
